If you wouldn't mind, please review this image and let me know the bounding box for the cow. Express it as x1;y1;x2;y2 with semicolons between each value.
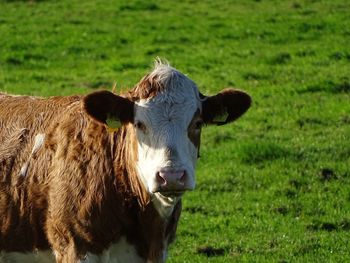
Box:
0;59;251;263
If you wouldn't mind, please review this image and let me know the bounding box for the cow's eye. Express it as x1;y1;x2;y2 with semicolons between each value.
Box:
135;121;147;132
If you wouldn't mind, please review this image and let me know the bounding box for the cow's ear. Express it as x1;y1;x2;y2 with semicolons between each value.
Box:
83;91;134;129
202;88;251;125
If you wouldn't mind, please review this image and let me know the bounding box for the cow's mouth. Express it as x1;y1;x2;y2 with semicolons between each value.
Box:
158;191;184;198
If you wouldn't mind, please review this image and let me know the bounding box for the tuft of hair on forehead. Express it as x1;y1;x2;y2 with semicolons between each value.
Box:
127;58;196;101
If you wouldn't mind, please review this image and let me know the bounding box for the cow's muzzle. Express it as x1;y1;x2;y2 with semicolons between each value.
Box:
155;170;187;193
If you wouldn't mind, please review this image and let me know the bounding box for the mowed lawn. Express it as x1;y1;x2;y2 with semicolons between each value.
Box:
1;0;350;262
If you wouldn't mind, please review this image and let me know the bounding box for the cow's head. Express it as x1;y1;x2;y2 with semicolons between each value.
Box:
83;60;251;202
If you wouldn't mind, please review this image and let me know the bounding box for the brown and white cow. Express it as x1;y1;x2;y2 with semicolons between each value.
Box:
0;60;251;262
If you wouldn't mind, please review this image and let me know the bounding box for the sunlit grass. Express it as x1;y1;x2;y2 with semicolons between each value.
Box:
0;0;349;262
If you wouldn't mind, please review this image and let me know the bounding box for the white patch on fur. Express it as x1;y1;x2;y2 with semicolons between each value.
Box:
0;250;55;263
82;237;145;263
134;64;200;211
31;133;45;155
0;238;149;263
19;162;29;177
19;133;45;177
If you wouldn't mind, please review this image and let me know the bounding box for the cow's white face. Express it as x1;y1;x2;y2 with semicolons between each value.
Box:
83;60;251;217
134;79;201;197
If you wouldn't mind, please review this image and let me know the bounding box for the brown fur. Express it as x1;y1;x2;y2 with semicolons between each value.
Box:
0;92;180;262
187;109;202;157
127;73;166;101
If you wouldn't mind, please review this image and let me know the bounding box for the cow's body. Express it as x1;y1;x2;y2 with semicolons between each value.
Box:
0;93;180;262
0;60;251;262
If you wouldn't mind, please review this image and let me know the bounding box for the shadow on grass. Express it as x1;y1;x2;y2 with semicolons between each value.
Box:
119;2;160;11
269;52;292;65
239;142;291;164
197;246;226;257
299;78;350;94
307;219;350;232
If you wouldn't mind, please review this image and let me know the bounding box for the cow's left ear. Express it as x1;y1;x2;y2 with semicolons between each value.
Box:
83;90;134;129
202;88;251;125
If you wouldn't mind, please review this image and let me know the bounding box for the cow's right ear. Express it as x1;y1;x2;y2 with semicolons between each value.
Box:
83;91;134;128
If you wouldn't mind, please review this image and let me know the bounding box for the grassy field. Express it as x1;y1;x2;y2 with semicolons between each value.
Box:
1;0;350;262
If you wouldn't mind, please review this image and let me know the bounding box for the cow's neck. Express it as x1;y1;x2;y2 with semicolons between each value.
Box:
130;199;182;262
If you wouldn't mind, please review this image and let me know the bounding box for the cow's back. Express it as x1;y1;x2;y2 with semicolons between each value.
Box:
0;93;81;176
0;93;81;251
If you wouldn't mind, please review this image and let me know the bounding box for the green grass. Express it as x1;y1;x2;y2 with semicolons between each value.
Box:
1;0;349;262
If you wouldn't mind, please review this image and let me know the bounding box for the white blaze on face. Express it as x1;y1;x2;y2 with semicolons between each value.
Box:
134;66;201;197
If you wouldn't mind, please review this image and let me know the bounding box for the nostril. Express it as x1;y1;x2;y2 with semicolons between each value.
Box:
156;172;167;186
179;171;186;184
